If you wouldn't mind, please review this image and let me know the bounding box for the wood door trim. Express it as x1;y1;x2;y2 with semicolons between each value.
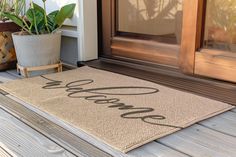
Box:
87;58;236;105
112;37;179;49
111;37;179;66
101;0;112;55
101;0;181;67
180;0;236;83
195;50;236;83
200;49;236;58
179;0;204;74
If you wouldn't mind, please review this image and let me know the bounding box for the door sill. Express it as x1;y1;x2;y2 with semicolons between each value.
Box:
86;57;236;105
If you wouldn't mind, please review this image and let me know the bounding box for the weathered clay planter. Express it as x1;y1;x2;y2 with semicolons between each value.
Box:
12;31;62;68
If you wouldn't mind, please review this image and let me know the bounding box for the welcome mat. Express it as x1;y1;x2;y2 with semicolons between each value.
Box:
0;66;233;153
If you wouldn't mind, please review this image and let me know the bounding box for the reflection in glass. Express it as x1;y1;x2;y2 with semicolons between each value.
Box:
118;0;183;44
204;0;236;52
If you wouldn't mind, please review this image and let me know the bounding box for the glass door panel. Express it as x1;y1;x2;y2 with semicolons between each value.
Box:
203;0;236;52
101;0;185;67
117;0;183;44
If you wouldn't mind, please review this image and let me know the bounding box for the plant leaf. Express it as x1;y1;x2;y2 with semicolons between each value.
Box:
37;20;46;33
3;12;24;28
48;10;59;23
26;8;44;34
47;10;59;31
26;9;44;25
32;2;44;14
55;3;76;27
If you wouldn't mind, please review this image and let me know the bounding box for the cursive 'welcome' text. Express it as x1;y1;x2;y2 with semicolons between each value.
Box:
41;76;182;128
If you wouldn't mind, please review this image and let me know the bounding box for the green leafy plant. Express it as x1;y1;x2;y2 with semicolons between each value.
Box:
0;0;26;21
3;0;76;35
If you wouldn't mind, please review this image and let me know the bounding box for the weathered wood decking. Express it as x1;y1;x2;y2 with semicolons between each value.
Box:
0;69;236;157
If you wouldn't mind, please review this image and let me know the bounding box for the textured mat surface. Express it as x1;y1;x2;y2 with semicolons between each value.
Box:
0;66;233;153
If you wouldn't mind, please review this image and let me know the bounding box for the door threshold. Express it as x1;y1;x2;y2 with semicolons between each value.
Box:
86;57;236;105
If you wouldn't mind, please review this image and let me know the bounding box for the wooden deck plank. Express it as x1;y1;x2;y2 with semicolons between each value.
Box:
0;146;12;157
0;94;113;157
5;70;22;79
0;108;75;157
0;72;18;83
200;111;236;137
158;124;236;157
232;108;236;113
128;142;190;157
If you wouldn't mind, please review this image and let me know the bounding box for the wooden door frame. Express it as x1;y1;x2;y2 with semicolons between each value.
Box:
180;0;236;83
101;0;180;67
179;0;205;74
101;0;236;83
101;0;114;56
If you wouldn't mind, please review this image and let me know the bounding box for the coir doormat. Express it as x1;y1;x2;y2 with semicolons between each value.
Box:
0;66;233;153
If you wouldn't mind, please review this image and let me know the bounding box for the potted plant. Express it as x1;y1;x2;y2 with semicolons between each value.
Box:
3;0;76;75
0;0;25;70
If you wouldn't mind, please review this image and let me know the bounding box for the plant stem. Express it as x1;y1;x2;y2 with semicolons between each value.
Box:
43;1;50;33
30;0;39;34
15;0;18;15
0;0;6;20
22;18;30;30
22;26;33;35
33;12;39;34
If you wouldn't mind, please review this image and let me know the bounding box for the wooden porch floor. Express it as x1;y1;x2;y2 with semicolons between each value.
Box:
0;69;236;157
